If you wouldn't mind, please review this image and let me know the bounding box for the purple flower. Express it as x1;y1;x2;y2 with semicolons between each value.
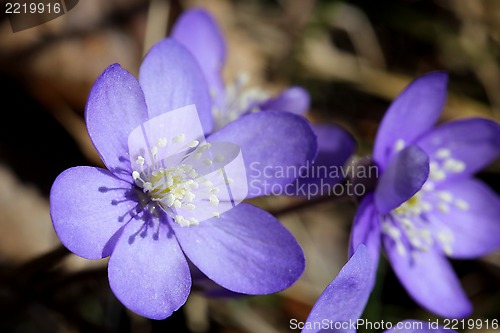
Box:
171;8;310;129
301;244;457;333
350;72;500;318
50;38;317;319
172;8;355;193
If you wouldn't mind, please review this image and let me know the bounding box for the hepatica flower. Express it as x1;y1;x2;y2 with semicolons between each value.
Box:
171;7;310;130
301;245;456;333
50;38;317;319
172;8;355;192
350;72;500;318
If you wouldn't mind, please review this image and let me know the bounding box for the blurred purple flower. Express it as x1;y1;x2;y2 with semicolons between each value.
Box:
50;38;317;319
171;8;310;129
301;244;457;333
172;7;355;192
350;72;500;318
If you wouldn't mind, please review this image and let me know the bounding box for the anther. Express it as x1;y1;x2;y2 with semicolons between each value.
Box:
173;134;186;143
455;199;469;211
188;140;199;148
435;148;451;159
136;156;145;165
157;138;167;147
394;139;405;152
209;194;219;207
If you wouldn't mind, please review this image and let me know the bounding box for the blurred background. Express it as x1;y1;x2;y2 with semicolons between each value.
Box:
0;0;499;332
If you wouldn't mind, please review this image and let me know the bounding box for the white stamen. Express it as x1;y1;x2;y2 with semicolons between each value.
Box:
438;191;453;202
437;203;450;213
188;140;199;148
189;169;198;179
437;231;454;256
211;73;270;129
422;182;435;192
202;180;214;188
388;149;465;258
173;134;186;143
455;199;469;211
136;156;145;165
209;194;219;207
157;138;167;148
175;215;189;227
430;169;446;182
184;191;195;202
421;201;432;212
164;193;173;207
394;139;405;152
443;158;466;173
429;161;439;173
151;146;158;157
435;148;451;159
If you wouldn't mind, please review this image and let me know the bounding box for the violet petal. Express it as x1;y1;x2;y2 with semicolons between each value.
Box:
173;203;305;294
292;123;355;191
374;72;447;167
85;64;149;177
349;193;381;287
50;166;139;259
384;238;472;318
417;118;500;184
139;38;213;134
302;245;372;333
260;86;311;115
208;111;318;198
171;8;226;100
375;145;429;214
429;178;500;258
108;213;191;320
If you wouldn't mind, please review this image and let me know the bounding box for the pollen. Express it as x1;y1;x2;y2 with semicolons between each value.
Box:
188;140;199;148
136;156;145;165
394;139;405;152
455;199;469;211
211;72;270;130
387;149;470;258
209;194;219;207
157;138;167;148
131;136;222;227
173;134;186;143
435;148;451;159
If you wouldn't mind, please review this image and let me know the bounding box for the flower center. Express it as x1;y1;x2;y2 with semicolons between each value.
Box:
131;136;222;227
211;72;269;129
382;145;469;258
